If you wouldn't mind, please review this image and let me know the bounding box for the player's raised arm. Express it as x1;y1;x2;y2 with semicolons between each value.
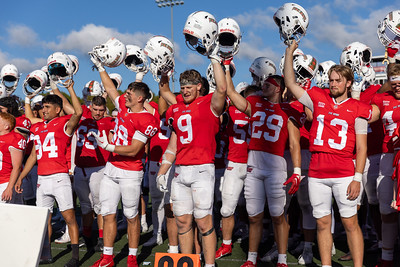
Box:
225;64;251;117
284;40;306;100
90;54;120;105
210;57;227;116
65;80;83;136
159;75;177;106
50;80;74;115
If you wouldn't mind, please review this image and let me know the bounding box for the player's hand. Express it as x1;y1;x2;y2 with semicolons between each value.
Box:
391;199;400;211
286;39;298;52
208;43;221;63
89;53;105;72
283;173;302;195
1;186;13;202
156;174;168;193
88;130;115;152
14;178;23;194
346;180;360;200
135;71;147;82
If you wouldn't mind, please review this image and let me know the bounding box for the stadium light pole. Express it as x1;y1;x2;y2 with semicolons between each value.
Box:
155;0;184;92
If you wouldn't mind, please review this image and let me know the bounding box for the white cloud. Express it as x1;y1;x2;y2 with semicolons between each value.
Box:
46;24;153;54
0;49;46;75
233;6;279;30
7;25;41;47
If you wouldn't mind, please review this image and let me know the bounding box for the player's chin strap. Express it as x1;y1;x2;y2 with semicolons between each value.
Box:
178;226;192;236
201;227;215;237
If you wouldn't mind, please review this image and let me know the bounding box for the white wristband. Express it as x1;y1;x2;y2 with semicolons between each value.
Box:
294;167;301;176
105;144;115;153
25;97;30;105
162;159;173;165
389;57;396;64
353;172;362;182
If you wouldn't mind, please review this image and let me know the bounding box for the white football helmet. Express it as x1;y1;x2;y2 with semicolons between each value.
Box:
216;18;241;58
183;11;218;55
293;54;318;86
30;94;44;109
82;80;104;102
68;54;79;75
340;42;372;74
235;81;249;95
249;57;276;86
124;45;149;73
47;52;74;87
273;3;309;44
40;65;52;91
207;61;236;93
315;60;336;88
0;84;7;99
109;73;123;90
90;37;127;68
144;36;175;82
377;10;400;48
0;64;20;95
279;48;304;75
23;70;48;96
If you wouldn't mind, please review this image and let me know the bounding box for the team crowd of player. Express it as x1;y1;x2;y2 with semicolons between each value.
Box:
1;3;400;267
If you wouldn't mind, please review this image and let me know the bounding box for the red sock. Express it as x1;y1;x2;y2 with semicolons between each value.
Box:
99;229;103;238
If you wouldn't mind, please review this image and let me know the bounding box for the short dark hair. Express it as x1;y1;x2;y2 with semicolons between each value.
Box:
201;76;210;96
127;82;151;101
179;69;202;85
42;95;63;109
244;85;261;97
0;96;20;117
91;95;106;107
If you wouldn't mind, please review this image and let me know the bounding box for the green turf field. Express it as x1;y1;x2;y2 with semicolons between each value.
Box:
46;227;399;266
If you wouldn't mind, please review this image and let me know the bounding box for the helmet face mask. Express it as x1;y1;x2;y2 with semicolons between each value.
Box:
377;10;400;48
1;64;20;95
124;45;149;73
340;42;372;74
183;11;218;56
108;73;123;90
273;3;309;44
293;54;317;86
216;18;241;58
91;38;127;68
144;36;175;82
47;52;74;87
315;60;336;88
68;54;79;75
23;70;48;96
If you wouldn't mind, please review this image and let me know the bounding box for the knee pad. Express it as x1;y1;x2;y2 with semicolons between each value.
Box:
220;201;236;218
123;207;139;220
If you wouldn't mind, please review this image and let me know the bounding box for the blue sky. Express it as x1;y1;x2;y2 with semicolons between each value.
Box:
1;0;400;99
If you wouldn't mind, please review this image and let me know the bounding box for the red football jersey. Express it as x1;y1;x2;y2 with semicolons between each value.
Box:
166;94;220;165
0;132;26;184
360;85;384;156
31;115;73;176
247;95;305;157
307;87;372;178
109;95;158;171
149;114;171;163
81;105;92;120
289;100;310;149
226;105;249;163
75;116;115;168
371;91;400;153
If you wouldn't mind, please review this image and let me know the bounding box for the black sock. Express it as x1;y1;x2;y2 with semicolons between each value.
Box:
71;244;79;260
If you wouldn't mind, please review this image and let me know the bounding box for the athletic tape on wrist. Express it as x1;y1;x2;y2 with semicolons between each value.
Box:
353;172;362;182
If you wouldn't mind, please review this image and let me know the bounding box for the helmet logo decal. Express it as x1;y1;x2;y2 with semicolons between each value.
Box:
292;7;306;22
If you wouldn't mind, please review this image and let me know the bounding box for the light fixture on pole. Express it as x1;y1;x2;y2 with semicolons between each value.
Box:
155;0;184;92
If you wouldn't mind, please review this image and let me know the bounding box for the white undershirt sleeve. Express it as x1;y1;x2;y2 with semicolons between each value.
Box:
355;117;368;135
132;130;148;144
298;92;314;112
